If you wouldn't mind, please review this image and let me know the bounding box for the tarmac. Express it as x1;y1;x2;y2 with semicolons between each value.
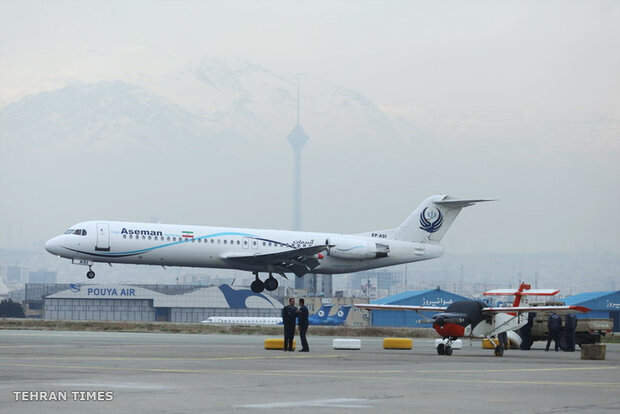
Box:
1;329;619;414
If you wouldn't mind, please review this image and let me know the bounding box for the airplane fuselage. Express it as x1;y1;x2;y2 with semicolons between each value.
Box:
45;220;445;275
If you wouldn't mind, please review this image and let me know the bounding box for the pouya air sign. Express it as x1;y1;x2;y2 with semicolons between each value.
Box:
86;287;136;297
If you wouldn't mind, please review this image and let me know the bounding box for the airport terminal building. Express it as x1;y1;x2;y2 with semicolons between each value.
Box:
25;283;283;322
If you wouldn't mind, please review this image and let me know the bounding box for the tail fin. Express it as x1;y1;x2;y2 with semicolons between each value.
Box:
392;195;494;243
328;306;351;325
311;305;333;321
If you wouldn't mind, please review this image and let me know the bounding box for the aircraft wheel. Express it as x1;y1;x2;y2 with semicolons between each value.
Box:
437;343;445;355
445;345;453;356
264;276;278;291
494;345;504;357
86;270;95;279
250;280;264;293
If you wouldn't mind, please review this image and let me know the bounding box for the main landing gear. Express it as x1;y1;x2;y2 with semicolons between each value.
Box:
437;337;456;356
86;266;95;279
250;272;280;293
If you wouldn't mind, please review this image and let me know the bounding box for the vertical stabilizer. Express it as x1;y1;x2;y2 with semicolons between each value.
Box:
392;195;493;243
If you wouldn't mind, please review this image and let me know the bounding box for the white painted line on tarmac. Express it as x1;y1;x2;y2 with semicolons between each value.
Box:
236;398;373;408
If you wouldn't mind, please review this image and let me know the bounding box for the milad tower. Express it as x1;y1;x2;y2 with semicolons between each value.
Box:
286;82;332;296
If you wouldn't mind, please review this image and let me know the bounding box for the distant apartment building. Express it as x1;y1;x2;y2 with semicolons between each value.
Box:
29;270;57;284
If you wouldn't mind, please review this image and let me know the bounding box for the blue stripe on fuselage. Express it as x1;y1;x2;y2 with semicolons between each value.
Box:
90;231;258;257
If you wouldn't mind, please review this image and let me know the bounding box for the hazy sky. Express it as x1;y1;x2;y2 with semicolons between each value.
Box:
1;0;619;257
2;1;619;112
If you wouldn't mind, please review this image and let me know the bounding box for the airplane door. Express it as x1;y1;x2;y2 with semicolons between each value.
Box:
96;223;110;251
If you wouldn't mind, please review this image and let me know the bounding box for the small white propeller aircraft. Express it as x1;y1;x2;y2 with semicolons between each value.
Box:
356;283;589;356
45;194;491;292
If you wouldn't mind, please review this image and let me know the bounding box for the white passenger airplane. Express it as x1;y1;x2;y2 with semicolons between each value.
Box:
45;195;491;293
201;304;334;326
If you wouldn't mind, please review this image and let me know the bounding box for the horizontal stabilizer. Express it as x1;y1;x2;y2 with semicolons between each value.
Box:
434;198;496;208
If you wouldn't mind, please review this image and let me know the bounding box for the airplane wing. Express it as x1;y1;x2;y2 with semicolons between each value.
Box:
483;289;560;296
482;305;590;313
355;304;448;312
224;244;330;277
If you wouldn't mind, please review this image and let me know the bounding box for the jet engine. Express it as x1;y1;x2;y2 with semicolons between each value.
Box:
326;237;389;260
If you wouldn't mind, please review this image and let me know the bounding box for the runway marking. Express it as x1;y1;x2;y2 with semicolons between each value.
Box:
0;355;345;362
236;398;373;408
416;366;618;374
0;362;400;375
1;362;618;388
0;344;255;349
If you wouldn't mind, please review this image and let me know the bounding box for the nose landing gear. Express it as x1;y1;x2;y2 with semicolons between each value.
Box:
86;266;95;279
437;337;456;356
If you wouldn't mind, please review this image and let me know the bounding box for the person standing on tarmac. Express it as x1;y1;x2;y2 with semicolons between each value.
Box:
546;312;562;352
297;298;310;352
281;298;297;351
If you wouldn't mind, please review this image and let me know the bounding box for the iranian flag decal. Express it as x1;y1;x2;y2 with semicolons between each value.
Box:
182;231;194;238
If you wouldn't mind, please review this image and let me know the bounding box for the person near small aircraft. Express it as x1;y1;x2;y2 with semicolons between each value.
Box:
546;312;563;352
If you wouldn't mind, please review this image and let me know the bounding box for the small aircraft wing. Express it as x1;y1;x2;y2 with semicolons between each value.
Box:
482;305;590;314
224;244;330;277
483;288;560;296
355;303;448;312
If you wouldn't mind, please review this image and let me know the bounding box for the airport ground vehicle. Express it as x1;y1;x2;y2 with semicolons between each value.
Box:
528;306;613;346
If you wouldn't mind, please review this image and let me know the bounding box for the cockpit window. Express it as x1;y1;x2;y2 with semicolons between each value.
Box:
70;229;87;236
64;229;75;234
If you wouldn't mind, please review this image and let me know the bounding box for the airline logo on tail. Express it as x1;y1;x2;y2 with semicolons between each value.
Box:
324;306;351;325
419;207;443;233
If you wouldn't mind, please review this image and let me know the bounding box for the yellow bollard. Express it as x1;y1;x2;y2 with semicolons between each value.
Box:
264;338;296;350
382;338;413;350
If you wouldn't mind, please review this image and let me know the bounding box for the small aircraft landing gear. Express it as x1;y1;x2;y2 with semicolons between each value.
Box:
437;337;455;356
437;343;445;355
437;337;457;356
494;344;504;357
86;266;95;279
250;273;264;293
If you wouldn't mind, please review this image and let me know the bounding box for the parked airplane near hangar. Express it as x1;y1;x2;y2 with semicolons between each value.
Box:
356;284;589;356
45;195;491;293
201;305;333;326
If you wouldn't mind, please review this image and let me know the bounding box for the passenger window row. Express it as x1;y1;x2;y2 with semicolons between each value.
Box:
120;234;288;248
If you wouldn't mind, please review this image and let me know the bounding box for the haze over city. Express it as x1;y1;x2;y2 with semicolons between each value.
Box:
1;1;618;293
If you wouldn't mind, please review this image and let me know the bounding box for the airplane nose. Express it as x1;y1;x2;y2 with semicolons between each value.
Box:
45;237;61;255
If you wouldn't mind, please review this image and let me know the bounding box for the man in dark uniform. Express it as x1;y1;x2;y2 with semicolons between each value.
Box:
297;298;310;352
546;312;562;352
281;298;297;351
564;313;578;352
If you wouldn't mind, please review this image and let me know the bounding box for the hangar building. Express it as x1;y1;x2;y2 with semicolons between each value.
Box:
27;283;283;322
563;290;620;332
367;288;470;327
